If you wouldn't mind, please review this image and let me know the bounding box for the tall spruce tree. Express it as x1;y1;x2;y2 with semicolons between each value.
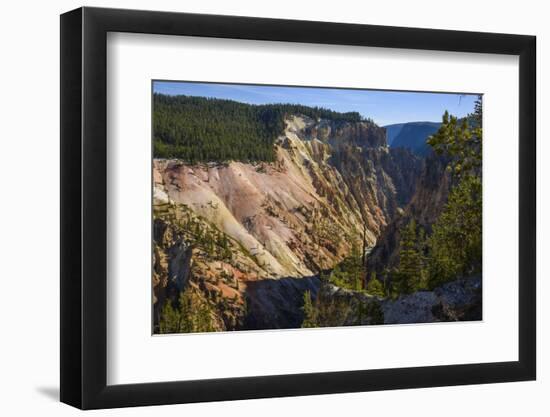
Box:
394;219;423;294
366;271;386;297
302;290;317;328
426;95;483;287
427;175;482;287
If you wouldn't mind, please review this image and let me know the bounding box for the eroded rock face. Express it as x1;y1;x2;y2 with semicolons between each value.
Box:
382;292;439;324
154;116;422;281
367;151;451;276
152;218;193;327
433;276;482;321
168;240;192;292
152;115;424;331
382;276;482;324
299;276;482;328
271;275;482;329
303;118;387;148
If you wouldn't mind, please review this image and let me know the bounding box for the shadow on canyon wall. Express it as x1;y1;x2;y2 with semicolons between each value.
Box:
242;274;482;330
243;275;321;330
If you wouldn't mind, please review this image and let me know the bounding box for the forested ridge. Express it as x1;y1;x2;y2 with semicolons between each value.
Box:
152;90;483;332
153;93;366;163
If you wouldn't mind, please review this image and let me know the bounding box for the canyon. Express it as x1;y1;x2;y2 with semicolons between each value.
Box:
152;113;458;331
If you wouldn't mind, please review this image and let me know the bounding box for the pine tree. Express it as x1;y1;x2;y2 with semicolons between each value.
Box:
194;299;215;332
302;290;317;328
177;290;195;333
159;300;181;333
328;249;363;291
425;96;482;288
427;95;482;178
427;175;482;287
366;272;385;298
394;220;423;294
158;289;217;334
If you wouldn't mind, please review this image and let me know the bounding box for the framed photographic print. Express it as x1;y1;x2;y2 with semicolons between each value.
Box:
60;6;536;409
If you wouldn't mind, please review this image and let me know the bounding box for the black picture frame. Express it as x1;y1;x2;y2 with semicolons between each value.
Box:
60;6;536;410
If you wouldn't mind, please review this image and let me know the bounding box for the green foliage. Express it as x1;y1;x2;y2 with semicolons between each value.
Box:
392;220;427;295
424;95;483;288
158;298;182;333
302;249;387;328
159;289;216;334
427;96;482;177
301;285;351;328
301;290;317;328
305;294;351;328
388;96;483;294
301;285;384;328
153;93;366;163
164;205;233;261
391;95;483;292
366;274;385;298
427;175;482;287
327;246;364;291
356;299;384;325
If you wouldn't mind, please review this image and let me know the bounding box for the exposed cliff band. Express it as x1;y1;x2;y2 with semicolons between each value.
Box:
153;114;423;330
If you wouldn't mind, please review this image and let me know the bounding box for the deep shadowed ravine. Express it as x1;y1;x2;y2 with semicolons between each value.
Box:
243;275;321;330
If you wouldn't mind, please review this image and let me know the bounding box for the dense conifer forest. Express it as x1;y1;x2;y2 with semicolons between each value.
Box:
152;88;483;333
153;93;366;163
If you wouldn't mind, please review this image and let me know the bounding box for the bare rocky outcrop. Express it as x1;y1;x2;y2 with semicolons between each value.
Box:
152;115;424;331
244;275;482;329
167;240;192;292
432;275;482;321
154;116;421;279
300;275;482;328
152;218;193;326
303;117;388;148
382;276;482;324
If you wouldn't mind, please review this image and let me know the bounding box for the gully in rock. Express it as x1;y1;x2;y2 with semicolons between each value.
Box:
150;81;483;334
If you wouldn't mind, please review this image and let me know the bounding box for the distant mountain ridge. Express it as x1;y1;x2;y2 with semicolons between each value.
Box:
384;123;407;146
384;121;441;156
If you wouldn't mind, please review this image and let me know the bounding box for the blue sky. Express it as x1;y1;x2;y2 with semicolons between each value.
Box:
153;81;479;126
